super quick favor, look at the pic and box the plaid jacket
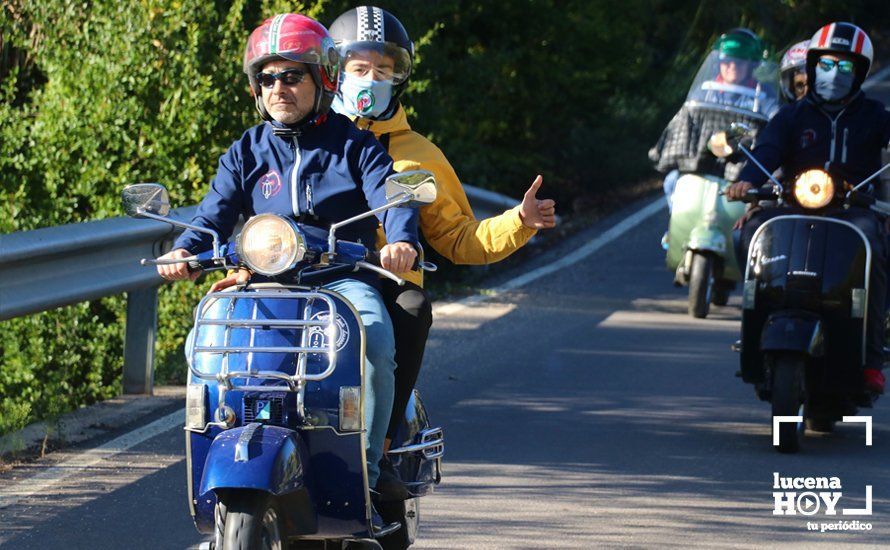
[649,103,766,181]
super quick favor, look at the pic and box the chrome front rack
[189,287,340,420]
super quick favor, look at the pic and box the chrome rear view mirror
[122,183,171,217]
[385,170,438,207]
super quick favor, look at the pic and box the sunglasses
[255,69,307,89]
[817,57,855,75]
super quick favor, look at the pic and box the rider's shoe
[863,368,885,395]
[374,457,411,502]
[661,231,669,251]
[369,497,401,538]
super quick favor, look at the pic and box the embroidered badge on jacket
[259,170,282,199]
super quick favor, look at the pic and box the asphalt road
[1,198,888,549]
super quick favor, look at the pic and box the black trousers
[739,206,887,370]
[381,279,433,440]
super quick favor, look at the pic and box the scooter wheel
[219,491,284,550]
[770,353,805,453]
[688,253,712,318]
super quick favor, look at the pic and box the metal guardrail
[0,187,517,394]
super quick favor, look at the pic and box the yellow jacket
[352,105,537,286]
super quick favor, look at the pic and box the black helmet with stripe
[329,6,414,114]
[806,22,873,99]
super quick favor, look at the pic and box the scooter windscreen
[684,51,780,120]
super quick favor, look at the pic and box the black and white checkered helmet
[329,6,414,102]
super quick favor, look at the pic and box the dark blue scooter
[122,172,444,550]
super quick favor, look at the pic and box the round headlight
[237,214,306,275]
[793,169,835,209]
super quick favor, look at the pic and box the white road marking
[0,409,184,510]
[433,197,665,317]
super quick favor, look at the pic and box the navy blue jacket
[739,91,890,189]
[174,113,418,278]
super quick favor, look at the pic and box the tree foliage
[1,0,888,435]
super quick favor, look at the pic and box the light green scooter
[666,173,746,318]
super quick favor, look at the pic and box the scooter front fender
[198,423,309,497]
[688,226,726,255]
[760,311,825,358]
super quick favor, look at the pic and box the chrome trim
[234,422,261,462]
[185,429,196,517]
[747,215,872,362]
[136,209,222,259]
[852,288,867,319]
[327,194,411,255]
[189,290,339,386]
[355,260,406,286]
[387,427,445,460]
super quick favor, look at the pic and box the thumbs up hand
[519,175,557,229]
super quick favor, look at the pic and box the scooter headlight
[236,214,306,276]
[793,169,834,209]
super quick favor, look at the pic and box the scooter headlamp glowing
[793,169,835,209]
[237,214,307,276]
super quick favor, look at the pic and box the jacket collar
[350,104,411,137]
[268,114,329,140]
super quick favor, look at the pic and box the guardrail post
[123,287,159,394]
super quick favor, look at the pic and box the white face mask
[332,73,393,119]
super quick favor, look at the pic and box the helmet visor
[337,40,412,84]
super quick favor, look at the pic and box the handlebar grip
[739,188,777,203]
[847,191,876,209]
[187,260,201,273]
[365,250,420,271]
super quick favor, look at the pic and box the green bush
[1,0,888,435]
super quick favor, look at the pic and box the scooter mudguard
[688,226,726,255]
[759,311,825,357]
[199,424,307,496]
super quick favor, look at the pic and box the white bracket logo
[773,415,872,446]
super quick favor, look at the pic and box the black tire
[711,280,732,306]
[688,253,713,318]
[220,491,283,550]
[770,353,805,453]
[377,498,419,550]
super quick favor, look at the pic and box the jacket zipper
[290,136,301,217]
[306,178,314,216]
[842,127,849,164]
[819,105,848,169]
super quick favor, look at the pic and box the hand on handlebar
[380,242,417,274]
[157,248,200,282]
[725,181,754,202]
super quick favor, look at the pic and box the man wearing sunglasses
[727,22,890,395]
[155,14,419,532]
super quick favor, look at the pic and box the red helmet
[244,14,340,123]
[806,22,873,96]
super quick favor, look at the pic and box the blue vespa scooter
[121,172,444,550]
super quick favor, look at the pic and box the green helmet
[714,28,764,61]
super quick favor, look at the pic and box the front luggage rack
[189,288,340,420]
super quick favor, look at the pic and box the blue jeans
[324,278,396,487]
[663,169,680,213]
